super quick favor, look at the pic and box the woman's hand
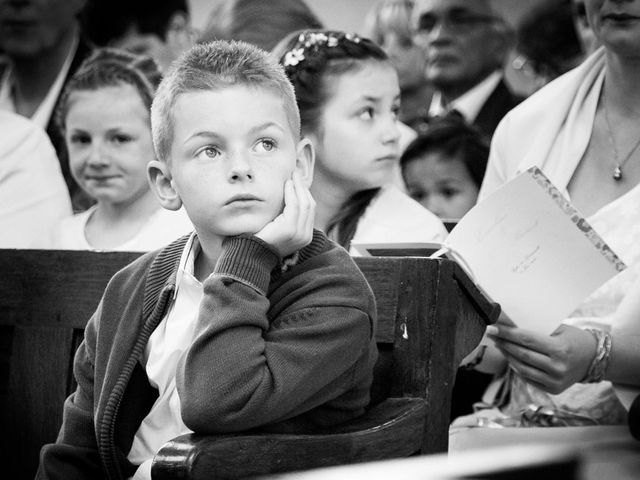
[255,172,315,258]
[486,323,598,394]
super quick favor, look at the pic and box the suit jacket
[45,35,94,212]
[473,79,523,140]
[410,79,523,142]
[37,231,377,479]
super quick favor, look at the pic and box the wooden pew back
[0,249,141,479]
[0,249,494,479]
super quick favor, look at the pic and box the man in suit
[0,0,92,210]
[411,0,521,140]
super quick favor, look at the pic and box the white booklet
[354,167,626,334]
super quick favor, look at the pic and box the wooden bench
[0,249,497,479]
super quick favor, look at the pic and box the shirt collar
[173,232,201,299]
[429,71,502,122]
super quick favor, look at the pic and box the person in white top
[48,48,192,251]
[0,111,72,247]
[273,30,447,252]
[451,0,640,433]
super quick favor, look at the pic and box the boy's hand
[486,323,597,395]
[255,172,316,258]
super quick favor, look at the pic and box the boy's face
[403,151,478,220]
[151,85,312,240]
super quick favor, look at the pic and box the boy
[37,41,378,480]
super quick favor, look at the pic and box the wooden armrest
[151,397,426,480]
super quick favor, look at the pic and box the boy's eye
[254,138,277,153]
[195,146,220,159]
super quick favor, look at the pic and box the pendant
[613,165,623,181]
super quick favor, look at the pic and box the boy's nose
[227,153,254,182]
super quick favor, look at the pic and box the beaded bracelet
[582,328,612,383]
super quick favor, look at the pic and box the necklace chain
[602,94,640,181]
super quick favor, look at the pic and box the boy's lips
[225,194,262,205]
[376,154,398,163]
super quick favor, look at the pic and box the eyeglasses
[414,9,498,36]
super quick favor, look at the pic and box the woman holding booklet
[457,0,640,429]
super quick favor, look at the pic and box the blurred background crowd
[0,0,594,249]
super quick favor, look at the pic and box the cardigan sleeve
[176,235,374,433]
[36,307,104,480]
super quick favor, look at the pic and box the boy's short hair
[400,114,490,187]
[151,40,301,163]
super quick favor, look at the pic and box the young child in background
[38,40,377,480]
[400,115,489,221]
[273,30,447,252]
[48,48,193,251]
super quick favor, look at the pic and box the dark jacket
[37,230,378,479]
[474,79,524,140]
[411,78,523,142]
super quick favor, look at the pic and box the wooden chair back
[0,249,496,479]
[0,249,141,479]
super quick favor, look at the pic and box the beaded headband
[282,31,362,69]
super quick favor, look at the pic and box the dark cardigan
[38,230,378,479]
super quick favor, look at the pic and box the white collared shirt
[0,34,78,129]
[128,232,204,479]
[428,71,502,122]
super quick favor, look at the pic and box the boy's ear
[147,160,183,211]
[294,137,315,187]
